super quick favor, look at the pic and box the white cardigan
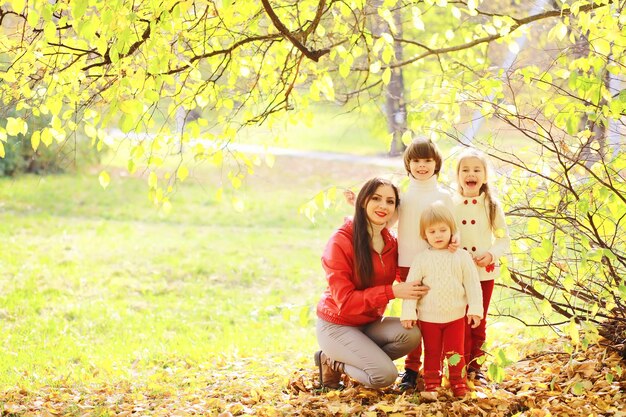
[453,193,510,281]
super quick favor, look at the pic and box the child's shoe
[421,375,441,401]
[451,382,468,398]
[398,369,417,391]
[398,369,424,391]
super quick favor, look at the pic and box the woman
[314,177,429,389]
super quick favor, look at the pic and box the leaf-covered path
[2,337,624,416]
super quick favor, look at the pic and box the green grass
[0,160,350,389]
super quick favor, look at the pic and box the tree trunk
[565,5,608,165]
[369,1,407,156]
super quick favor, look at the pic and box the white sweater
[397,176,454,267]
[453,193,510,281]
[401,248,483,324]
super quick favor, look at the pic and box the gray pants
[316,317,421,388]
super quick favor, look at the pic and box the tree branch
[260,0,330,62]
[389,1,615,69]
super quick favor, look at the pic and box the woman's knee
[398,326,421,350]
[367,362,400,388]
[410,326,422,346]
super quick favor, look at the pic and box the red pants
[465,280,494,369]
[400,266,423,372]
[419,317,466,387]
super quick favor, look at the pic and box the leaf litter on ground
[1,337,624,416]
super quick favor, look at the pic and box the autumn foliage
[0,337,622,416]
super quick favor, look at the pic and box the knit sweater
[397,176,454,267]
[401,248,483,324]
[453,193,510,281]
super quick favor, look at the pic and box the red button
[464,200,468,205]
[462,220,467,225]
[472,199,477,204]
[471,246,476,251]
[471,220,476,224]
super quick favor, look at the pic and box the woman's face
[364,185,397,226]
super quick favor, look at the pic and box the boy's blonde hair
[419,201,457,241]
[403,138,443,176]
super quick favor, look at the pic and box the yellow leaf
[6,117,27,136]
[119,99,143,115]
[99,171,110,189]
[566,319,580,345]
[148,172,159,189]
[10,0,25,14]
[84,124,97,138]
[0,142,4,158]
[231,176,242,189]
[41,128,53,146]
[177,166,189,181]
[31,130,41,151]
[382,67,391,85]
[27,8,39,27]
[594,38,611,57]
[2,69,16,82]
[540,299,552,316]
[375,403,396,412]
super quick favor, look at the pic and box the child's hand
[474,252,493,267]
[343,189,356,206]
[467,315,481,328]
[401,320,416,329]
[447,235,460,252]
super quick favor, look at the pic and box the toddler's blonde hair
[419,201,457,242]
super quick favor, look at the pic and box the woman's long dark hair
[352,178,399,289]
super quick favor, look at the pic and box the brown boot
[314,351,344,389]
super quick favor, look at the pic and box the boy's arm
[343,189,356,206]
[400,261,420,321]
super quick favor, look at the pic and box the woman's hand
[467,315,481,328]
[474,252,493,267]
[393,281,429,300]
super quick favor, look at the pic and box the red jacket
[316,219,399,326]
